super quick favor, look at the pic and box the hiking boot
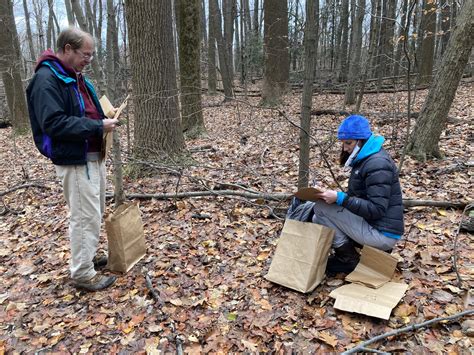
[326,242,361,275]
[73,274,116,291]
[93,255,108,269]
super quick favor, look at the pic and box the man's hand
[314,189,337,204]
[103,118,119,132]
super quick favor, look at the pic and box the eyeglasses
[74,49,94,61]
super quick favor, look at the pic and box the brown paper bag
[105,202,146,272]
[265,219,334,293]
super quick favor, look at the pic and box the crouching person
[312,115,404,274]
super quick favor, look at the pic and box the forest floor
[0,83,473,353]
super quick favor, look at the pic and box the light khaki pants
[55,159,106,281]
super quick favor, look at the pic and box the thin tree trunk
[344,0,366,105]
[298,0,319,189]
[210,0,234,101]
[338,0,349,82]
[22,0,36,63]
[223,0,235,78]
[46,0,54,50]
[32,0,46,52]
[393,0,409,78]
[208,0,217,94]
[64,0,75,25]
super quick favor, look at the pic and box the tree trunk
[408,0,473,160]
[234,9,240,74]
[344,0,365,105]
[298,0,319,189]
[210,0,234,101]
[418,0,437,85]
[393,0,408,78]
[177,0,205,137]
[369,0,381,78]
[338,0,349,82]
[46,0,54,50]
[22,0,36,64]
[32,0,46,52]
[64,0,75,25]
[207,0,217,94]
[223,0,235,78]
[125,0,185,163]
[0,0,30,134]
[105,0,125,207]
[261,0,289,106]
[71,0,106,94]
[439,0,451,56]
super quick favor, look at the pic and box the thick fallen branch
[106,190,468,209]
[342,309,474,354]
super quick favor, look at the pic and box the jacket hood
[352,134,385,165]
[35,49,77,82]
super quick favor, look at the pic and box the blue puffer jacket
[26,55,104,165]
[336,135,404,238]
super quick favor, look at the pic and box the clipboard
[293,187,324,202]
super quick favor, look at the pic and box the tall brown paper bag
[265,219,334,293]
[105,202,146,272]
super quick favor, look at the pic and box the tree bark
[298,0,319,189]
[177,0,205,136]
[418,0,437,85]
[0,0,30,134]
[210,0,234,101]
[408,0,473,160]
[338,0,350,83]
[64,0,75,25]
[223,0,235,78]
[207,0,217,94]
[261,0,289,106]
[344,0,365,105]
[22,0,36,64]
[125,0,185,163]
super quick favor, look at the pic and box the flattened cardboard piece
[329,282,408,320]
[99,95,115,118]
[99,95,129,159]
[345,246,398,288]
[265,219,334,293]
[293,187,324,202]
[105,202,146,273]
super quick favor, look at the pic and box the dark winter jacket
[336,135,404,238]
[26,51,104,165]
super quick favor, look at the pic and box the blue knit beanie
[337,115,372,140]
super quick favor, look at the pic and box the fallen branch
[106,190,468,210]
[342,309,474,354]
[0,182,47,197]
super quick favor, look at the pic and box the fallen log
[106,190,468,209]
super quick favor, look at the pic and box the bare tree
[417,0,437,85]
[64,0,75,25]
[298,0,319,189]
[207,0,217,94]
[408,0,473,160]
[0,0,30,134]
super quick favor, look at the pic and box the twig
[342,309,474,354]
[453,203,473,288]
[145,272,162,304]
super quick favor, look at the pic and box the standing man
[27,27,118,291]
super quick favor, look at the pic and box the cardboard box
[329,246,408,320]
[293,187,324,202]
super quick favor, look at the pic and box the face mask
[344,142,360,169]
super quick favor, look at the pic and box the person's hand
[314,189,337,204]
[103,118,119,132]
